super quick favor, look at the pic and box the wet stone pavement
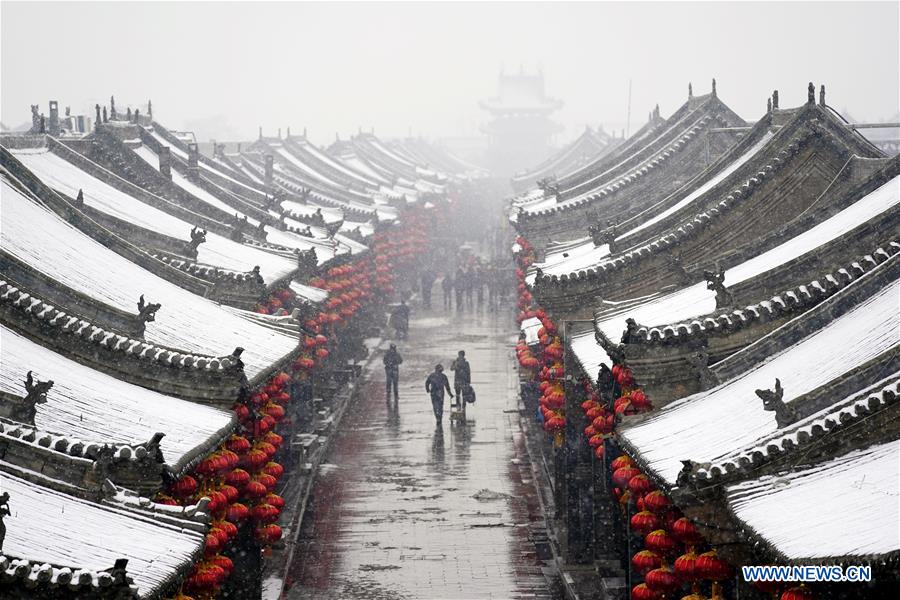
[285,303,562,599]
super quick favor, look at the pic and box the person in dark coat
[425,364,453,425]
[450,350,471,407]
[383,343,403,401]
[464,267,475,309]
[441,274,453,310]
[390,299,410,339]
[420,269,436,309]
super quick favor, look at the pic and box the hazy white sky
[2,1,898,145]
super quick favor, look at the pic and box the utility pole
[625,79,633,138]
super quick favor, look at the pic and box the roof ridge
[519,112,728,218]
[534,126,822,287]
[0,553,138,596]
[0,278,240,374]
[692,375,900,484]
[633,242,900,345]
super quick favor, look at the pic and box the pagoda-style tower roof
[480,72,563,116]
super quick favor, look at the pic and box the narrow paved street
[285,300,560,599]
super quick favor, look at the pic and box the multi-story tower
[480,70,563,177]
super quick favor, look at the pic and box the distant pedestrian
[454,267,465,312]
[474,266,485,307]
[421,269,436,309]
[390,299,410,340]
[450,350,471,407]
[441,274,454,310]
[464,266,475,309]
[383,343,403,400]
[425,364,453,425]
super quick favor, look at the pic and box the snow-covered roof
[570,327,610,381]
[289,280,329,304]
[514,104,716,216]
[1,469,204,598]
[1,174,298,380]
[299,138,380,188]
[276,146,341,188]
[340,219,375,238]
[11,147,295,282]
[0,326,234,472]
[593,174,900,345]
[619,279,900,486]
[280,199,344,224]
[726,440,900,562]
[694,374,900,484]
[133,144,262,226]
[617,130,774,241]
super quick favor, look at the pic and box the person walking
[425,364,453,425]
[441,274,454,310]
[390,299,410,340]
[383,343,403,401]
[450,350,471,408]
[464,266,475,309]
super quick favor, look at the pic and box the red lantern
[630,511,660,535]
[593,445,605,459]
[254,473,278,491]
[610,455,635,471]
[225,468,250,488]
[224,435,251,454]
[264,403,286,420]
[645,566,679,594]
[209,554,234,576]
[672,517,704,547]
[203,531,223,556]
[696,550,732,581]
[630,389,651,410]
[263,432,284,449]
[255,523,283,544]
[225,502,250,522]
[211,520,236,542]
[632,549,661,574]
[172,475,198,499]
[264,492,285,509]
[184,564,225,593]
[206,490,227,513]
[643,490,671,513]
[220,485,239,502]
[628,474,654,495]
[674,550,699,582]
[631,583,660,600]
[243,448,269,470]
[612,466,641,489]
[219,450,239,469]
[194,456,218,477]
[233,403,251,422]
[263,461,284,480]
[251,502,281,524]
[645,529,678,556]
[244,480,268,500]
